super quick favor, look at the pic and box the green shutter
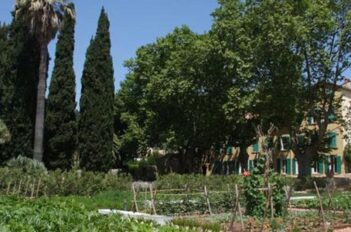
[336,156,342,174]
[249,160,254,171]
[293,159,297,175]
[297,134,305,146]
[318,160,325,174]
[287,159,292,175]
[266,137,273,149]
[328,132,337,149]
[253,143,259,153]
[226,146,233,155]
[328,114,336,122]
[277,159,281,173]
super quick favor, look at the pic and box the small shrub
[171,218,222,232]
[6,156,47,173]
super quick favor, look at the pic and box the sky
[0,0,218,102]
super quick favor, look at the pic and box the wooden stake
[269,183,274,220]
[30,181,36,199]
[132,184,139,212]
[204,185,212,215]
[17,179,23,195]
[236,184,244,231]
[24,177,30,197]
[12,182,17,195]
[36,178,42,197]
[6,181,11,195]
[150,184,157,215]
[314,181,327,231]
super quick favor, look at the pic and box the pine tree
[0,14,40,163]
[45,4,77,170]
[79,8,115,172]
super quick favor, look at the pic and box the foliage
[344,144,351,172]
[171,218,222,232]
[0,11,40,163]
[79,8,115,172]
[0,119,10,144]
[45,3,77,170]
[0,197,194,232]
[243,156,287,218]
[15,0,74,162]
[0,168,132,196]
[115,26,232,172]
[6,156,47,173]
[156,173,243,191]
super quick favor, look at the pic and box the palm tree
[15,0,74,161]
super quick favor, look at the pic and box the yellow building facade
[246,81,351,176]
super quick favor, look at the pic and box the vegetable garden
[2,163,351,231]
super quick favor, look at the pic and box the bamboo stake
[132,184,139,212]
[150,184,157,215]
[269,183,274,220]
[314,181,327,231]
[36,178,42,197]
[236,184,244,231]
[17,179,23,195]
[30,181,36,199]
[12,182,17,195]
[6,181,11,195]
[204,185,212,215]
[24,177,30,197]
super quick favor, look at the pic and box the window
[280,135,291,151]
[327,132,337,149]
[252,142,259,153]
[307,116,315,125]
[266,137,273,149]
[297,134,305,146]
[328,109,337,122]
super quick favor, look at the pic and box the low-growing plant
[6,156,47,173]
[0,197,195,232]
[0,168,132,197]
[156,173,243,191]
[171,218,222,232]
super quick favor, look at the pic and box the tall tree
[44,3,76,170]
[291,0,351,176]
[15,0,73,162]
[0,13,40,163]
[79,8,115,172]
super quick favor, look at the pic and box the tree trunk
[297,151,313,178]
[33,44,48,162]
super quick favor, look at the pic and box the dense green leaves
[45,3,77,170]
[0,14,40,163]
[79,8,115,172]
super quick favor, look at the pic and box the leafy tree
[116,27,233,172]
[290,0,351,176]
[44,3,76,170]
[213,0,351,176]
[79,8,115,172]
[15,0,74,162]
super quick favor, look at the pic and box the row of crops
[0,197,200,232]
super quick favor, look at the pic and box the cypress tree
[79,8,115,172]
[0,23,9,116]
[44,4,77,170]
[0,14,40,163]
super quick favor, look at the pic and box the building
[247,80,351,176]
